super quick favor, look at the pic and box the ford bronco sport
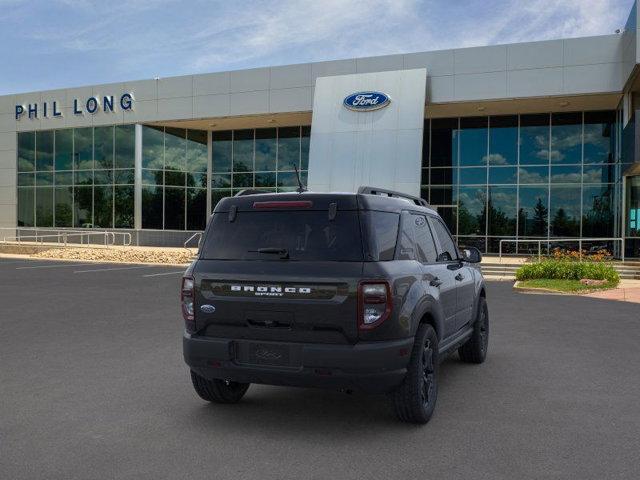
[182,186,488,423]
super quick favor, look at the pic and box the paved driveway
[0,258,639,480]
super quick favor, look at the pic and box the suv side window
[429,217,458,262]
[412,214,438,263]
[396,212,417,260]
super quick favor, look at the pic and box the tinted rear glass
[362,211,399,261]
[201,211,364,261]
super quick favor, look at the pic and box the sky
[0,0,636,95]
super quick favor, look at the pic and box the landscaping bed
[29,246,196,265]
[514,278,618,293]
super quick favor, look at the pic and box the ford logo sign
[343,91,390,111]
[200,304,216,314]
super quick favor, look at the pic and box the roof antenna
[294,165,307,193]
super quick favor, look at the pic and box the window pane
[54,129,73,171]
[54,187,73,227]
[430,168,454,185]
[114,169,134,185]
[115,124,135,169]
[187,171,207,188]
[35,130,54,171]
[550,165,581,183]
[75,169,93,186]
[429,217,458,261]
[429,186,455,205]
[165,127,186,171]
[74,127,93,170]
[255,128,276,171]
[74,186,92,227]
[233,129,253,172]
[18,173,34,187]
[459,167,486,185]
[364,211,399,261]
[233,172,253,188]
[94,169,113,185]
[17,187,34,226]
[187,188,207,231]
[255,172,276,187]
[94,126,114,169]
[165,170,185,187]
[458,187,486,235]
[212,131,232,172]
[488,186,517,236]
[584,111,615,164]
[519,166,548,184]
[186,129,208,173]
[488,115,517,165]
[114,186,134,228]
[212,174,231,188]
[488,166,517,184]
[550,185,580,237]
[551,113,581,165]
[18,132,35,172]
[518,186,548,236]
[35,187,54,227]
[277,126,300,171]
[164,187,185,230]
[413,215,438,263]
[583,164,615,184]
[35,172,53,186]
[436,206,457,234]
[93,186,113,228]
[142,126,164,169]
[519,114,549,165]
[430,118,457,167]
[301,126,310,170]
[142,186,163,229]
[582,184,614,237]
[459,117,487,166]
[142,169,163,186]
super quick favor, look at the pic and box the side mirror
[461,246,482,263]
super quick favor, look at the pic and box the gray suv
[182,186,488,423]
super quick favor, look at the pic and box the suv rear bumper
[183,333,414,394]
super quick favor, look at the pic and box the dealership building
[2,5,640,256]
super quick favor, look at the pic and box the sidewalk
[582,280,640,304]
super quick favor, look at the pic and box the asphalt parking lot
[1,258,639,480]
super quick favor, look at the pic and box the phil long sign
[15,93,134,120]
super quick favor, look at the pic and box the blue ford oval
[343,91,391,111]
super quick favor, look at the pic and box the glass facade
[141,126,208,230]
[17,126,135,228]
[210,126,310,208]
[422,111,620,253]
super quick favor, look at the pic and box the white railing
[183,232,202,249]
[0,228,132,248]
[498,238,625,262]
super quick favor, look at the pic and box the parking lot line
[74,265,159,273]
[142,271,185,277]
[16,263,94,270]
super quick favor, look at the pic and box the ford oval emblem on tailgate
[200,304,216,314]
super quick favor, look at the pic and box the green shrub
[515,259,619,285]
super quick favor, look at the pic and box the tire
[458,296,489,364]
[391,324,439,424]
[190,370,250,404]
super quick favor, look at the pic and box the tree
[532,198,548,236]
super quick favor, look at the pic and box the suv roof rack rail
[234,189,271,197]
[357,186,430,208]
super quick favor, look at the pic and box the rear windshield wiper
[249,247,290,259]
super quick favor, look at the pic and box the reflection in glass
[165,128,186,171]
[301,126,310,170]
[212,131,232,172]
[278,127,300,171]
[584,165,614,184]
[518,186,548,236]
[36,130,54,171]
[519,166,548,184]
[430,168,454,185]
[74,128,93,170]
[458,187,486,236]
[164,187,185,230]
[582,184,614,237]
[550,186,580,237]
[114,186,134,228]
[488,167,517,184]
[488,186,517,236]
[55,129,73,171]
[551,113,581,164]
[18,173,34,187]
[142,126,164,169]
[115,125,135,169]
[459,117,487,167]
[74,186,92,227]
[35,172,53,186]
[18,132,35,172]
[550,165,581,183]
[142,186,163,229]
[459,167,486,185]
[233,130,253,172]
[255,172,276,187]
[255,128,276,171]
[584,111,615,164]
[142,169,163,186]
[429,186,456,205]
[488,116,517,166]
[519,114,549,165]
[94,185,113,228]
[187,188,207,230]
[94,126,114,169]
[17,188,34,226]
[35,187,54,227]
[52,186,73,226]
[186,130,207,173]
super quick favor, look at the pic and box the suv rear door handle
[455,273,464,281]
[429,277,442,287]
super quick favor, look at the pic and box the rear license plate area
[235,342,296,367]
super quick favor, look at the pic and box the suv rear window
[201,211,364,261]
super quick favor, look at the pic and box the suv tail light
[358,281,392,330]
[181,276,195,330]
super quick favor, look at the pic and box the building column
[134,124,142,234]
